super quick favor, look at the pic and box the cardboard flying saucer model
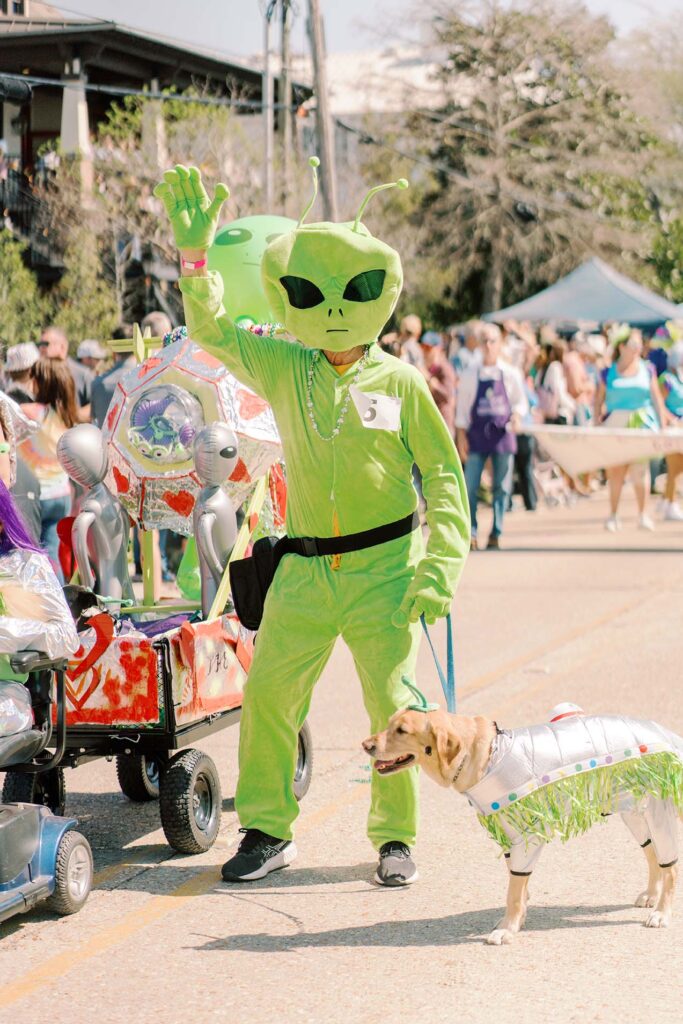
[102,336,282,533]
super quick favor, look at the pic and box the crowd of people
[0,311,173,583]
[381,315,683,548]
[1,310,682,581]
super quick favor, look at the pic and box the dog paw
[644,911,670,929]
[486,928,515,945]
[635,890,659,908]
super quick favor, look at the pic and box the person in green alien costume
[154,159,470,886]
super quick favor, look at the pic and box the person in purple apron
[455,323,528,549]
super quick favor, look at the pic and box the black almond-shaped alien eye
[342,269,386,302]
[215,228,253,246]
[220,446,237,459]
[280,275,325,309]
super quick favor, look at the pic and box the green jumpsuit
[180,272,470,847]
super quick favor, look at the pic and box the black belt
[277,510,420,559]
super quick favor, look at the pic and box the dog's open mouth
[373,754,416,775]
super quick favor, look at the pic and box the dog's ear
[433,723,461,781]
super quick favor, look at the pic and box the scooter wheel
[47,830,93,915]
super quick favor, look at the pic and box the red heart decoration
[138,357,162,378]
[112,465,130,493]
[194,349,222,369]
[107,402,119,431]
[229,458,251,484]
[163,490,195,517]
[68,613,116,683]
[237,390,269,420]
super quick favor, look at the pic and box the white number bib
[350,387,402,431]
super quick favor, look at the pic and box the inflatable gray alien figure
[57,423,135,614]
[192,423,239,618]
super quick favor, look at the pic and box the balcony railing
[0,169,61,269]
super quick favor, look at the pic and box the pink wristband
[181,256,207,270]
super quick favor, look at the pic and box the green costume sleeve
[178,271,293,401]
[393,374,470,626]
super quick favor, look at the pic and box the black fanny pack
[229,511,419,631]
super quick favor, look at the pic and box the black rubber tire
[2,767,66,815]
[46,830,93,916]
[116,753,162,802]
[159,748,221,854]
[293,720,313,802]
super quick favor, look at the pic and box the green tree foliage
[651,220,683,303]
[0,230,47,347]
[38,87,308,326]
[49,229,119,345]
[363,0,673,321]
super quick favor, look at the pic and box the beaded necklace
[305,347,370,441]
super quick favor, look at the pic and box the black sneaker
[221,828,297,882]
[374,841,418,887]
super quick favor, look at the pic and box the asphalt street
[1,490,682,1024]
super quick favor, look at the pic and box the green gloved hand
[153,164,229,251]
[391,574,452,628]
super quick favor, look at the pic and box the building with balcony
[0,1,309,296]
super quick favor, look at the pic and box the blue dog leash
[420,612,455,713]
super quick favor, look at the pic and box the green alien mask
[261,161,408,352]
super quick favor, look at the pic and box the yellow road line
[92,850,162,888]
[0,585,661,1007]
[0,781,368,1008]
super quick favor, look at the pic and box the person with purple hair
[0,480,78,685]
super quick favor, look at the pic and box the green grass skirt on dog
[478,751,683,851]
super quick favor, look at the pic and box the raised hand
[153,164,229,252]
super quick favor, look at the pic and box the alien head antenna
[298,156,320,227]
[353,177,409,233]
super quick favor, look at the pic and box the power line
[2,73,301,111]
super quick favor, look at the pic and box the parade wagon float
[2,325,312,856]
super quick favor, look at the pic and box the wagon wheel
[159,749,221,854]
[2,767,66,816]
[293,720,313,801]
[116,753,163,802]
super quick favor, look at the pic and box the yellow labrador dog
[363,708,682,945]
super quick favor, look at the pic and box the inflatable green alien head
[262,159,408,352]
[209,214,297,326]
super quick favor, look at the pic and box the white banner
[525,425,683,476]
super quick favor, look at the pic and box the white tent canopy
[485,258,681,328]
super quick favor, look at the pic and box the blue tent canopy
[485,258,681,329]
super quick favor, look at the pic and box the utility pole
[263,0,277,210]
[280,0,293,216]
[307,0,338,221]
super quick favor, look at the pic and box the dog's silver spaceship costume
[465,715,683,874]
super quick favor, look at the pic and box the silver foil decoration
[0,681,34,736]
[0,389,38,486]
[101,335,282,534]
[0,549,79,659]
